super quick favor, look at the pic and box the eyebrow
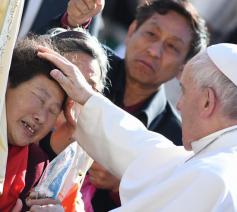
[36,87,62,109]
[36,87,51,99]
[149,21,186,45]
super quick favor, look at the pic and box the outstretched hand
[67,0,105,27]
[50,99,80,154]
[37,46,95,105]
[89,162,120,192]
[26,191,63,212]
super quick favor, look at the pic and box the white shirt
[74,94,237,212]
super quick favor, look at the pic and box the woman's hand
[26,191,64,212]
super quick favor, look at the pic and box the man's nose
[147,41,163,58]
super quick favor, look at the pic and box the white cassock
[74,94,237,212]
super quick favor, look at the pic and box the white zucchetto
[207,43,237,86]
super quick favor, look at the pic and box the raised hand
[67,0,105,27]
[50,99,79,154]
[89,161,120,192]
[26,191,63,212]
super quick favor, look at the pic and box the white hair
[187,50,237,119]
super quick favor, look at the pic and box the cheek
[6,100,27,122]
[46,115,58,128]
[127,37,141,52]
[40,118,56,136]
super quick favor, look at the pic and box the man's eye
[145,31,155,37]
[167,43,179,53]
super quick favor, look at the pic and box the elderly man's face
[125,11,192,89]
[176,66,204,150]
[6,75,65,146]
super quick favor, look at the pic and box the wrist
[76,86,95,105]
[67,15,91,28]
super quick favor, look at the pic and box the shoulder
[28,143,49,163]
[151,102,182,146]
[103,46,124,73]
[185,156,236,190]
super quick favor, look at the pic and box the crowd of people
[1,0,237,211]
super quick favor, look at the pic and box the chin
[12,137,32,147]
[16,141,29,147]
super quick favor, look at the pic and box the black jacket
[21,0,68,35]
[104,53,182,146]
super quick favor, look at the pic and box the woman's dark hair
[135,0,209,60]
[9,36,58,88]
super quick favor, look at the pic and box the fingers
[38,50,75,77]
[96,0,105,8]
[50,69,69,85]
[77,0,95,14]
[37,46,76,83]
[88,161,120,190]
[89,163,110,181]
[28,191,48,199]
[49,69,72,96]
[90,161,106,171]
[89,170,120,191]
[64,98,74,115]
[30,204,64,212]
[12,199,23,212]
[37,45,57,54]
[67,0,83,18]
[64,98,78,128]
[86,0,97,10]
[67,0,104,26]
[74,0,97,14]
[26,198,60,207]
[38,46,94,105]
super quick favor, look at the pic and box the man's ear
[125,21,138,46]
[200,87,216,118]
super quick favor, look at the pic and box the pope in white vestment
[39,43,237,211]
[73,94,237,212]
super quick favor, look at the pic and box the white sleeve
[74,94,175,178]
